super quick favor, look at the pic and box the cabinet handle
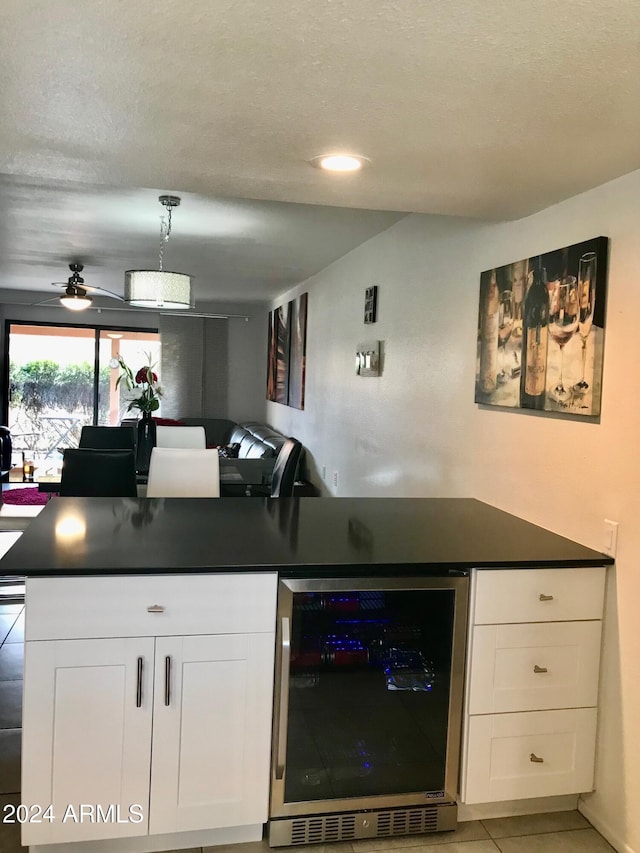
[530,753,544,763]
[147,604,165,613]
[538,594,553,601]
[136,656,143,708]
[165,655,171,706]
[533,665,548,673]
[275,616,291,781]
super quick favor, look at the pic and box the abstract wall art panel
[267,292,308,409]
[288,292,308,410]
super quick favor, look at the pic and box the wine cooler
[269,574,469,846]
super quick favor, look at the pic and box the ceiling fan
[51,262,123,311]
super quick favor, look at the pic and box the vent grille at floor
[378,807,439,836]
[287,806,442,844]
[290,814,357,844]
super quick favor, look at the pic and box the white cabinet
[22,637,154,844]
[22,573,277,847]
[149,632,274,835]
[461,567,606,805]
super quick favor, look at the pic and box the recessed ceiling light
[107,333,123,339]
[310,154,370,173]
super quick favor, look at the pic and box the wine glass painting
[573,252,597,395]
[474,236,609,417]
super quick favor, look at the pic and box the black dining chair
[59,448,138,497]
[0,426,12,476]
[269,438,303,498]
[79,425,136,451]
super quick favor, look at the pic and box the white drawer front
[474,567,605,625]
[468,620,602,714]
[25,573,277,640]
[463,708,597,804]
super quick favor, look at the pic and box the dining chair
[79,425,136,450]
[146,447,220,497]
[156,425,206,449]
[269,438,303,497]
[0,425,12,475]
[59,449,138,497]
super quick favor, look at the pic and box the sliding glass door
[6,322,159,475]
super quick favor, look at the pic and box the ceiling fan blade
[85,284,124,301]
[31,296,64,307]
[50,281,124,301]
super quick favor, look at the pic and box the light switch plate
[603,519,618,557]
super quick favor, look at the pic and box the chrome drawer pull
[538,594,554,601]
[530,753,544,763]
[533,665,548,673]
[147,604,165,613]
[136,656,143,708]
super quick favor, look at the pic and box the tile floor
[0,600,617,853]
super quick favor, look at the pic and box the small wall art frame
[364,286,378,323]
[474,236,609,417]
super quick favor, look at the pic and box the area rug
[2,487,50,506]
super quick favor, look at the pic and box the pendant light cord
[158,204,173,272]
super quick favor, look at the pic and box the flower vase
[136,412,156,474]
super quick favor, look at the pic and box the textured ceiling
[0,176,404,302]
[1,0,639,303]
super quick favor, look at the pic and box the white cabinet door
[22,638,154,845]
[149,632,275,835]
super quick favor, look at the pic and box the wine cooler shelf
[290,591,443,691]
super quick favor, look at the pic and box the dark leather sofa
[180,419,289,459]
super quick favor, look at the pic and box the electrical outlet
[603,519,619,557]
[332,470,339,489]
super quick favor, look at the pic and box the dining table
[36,456,276,497]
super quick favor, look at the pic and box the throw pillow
[152,417,186,426]
[218,443,240,458]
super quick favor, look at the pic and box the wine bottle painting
[474,236,609,417]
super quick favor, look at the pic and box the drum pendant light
[124,195,193,310]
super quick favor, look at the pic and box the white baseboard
[458,794,578,822]
[579,797,635,853]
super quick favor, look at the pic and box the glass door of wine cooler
[270,575,469,819]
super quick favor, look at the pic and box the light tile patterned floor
[0,601,618,853]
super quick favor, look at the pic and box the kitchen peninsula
[0,497,612,853]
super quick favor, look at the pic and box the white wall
[267,168,640,853]
[226,303,269,422]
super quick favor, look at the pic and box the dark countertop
[0,497,612,578]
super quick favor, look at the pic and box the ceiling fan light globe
[60,293,92,311]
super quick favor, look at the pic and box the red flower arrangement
[116,353,163,414]
[135,367,158,386]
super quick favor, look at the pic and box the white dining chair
[146,448,220,497]
[156,425,206,449]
